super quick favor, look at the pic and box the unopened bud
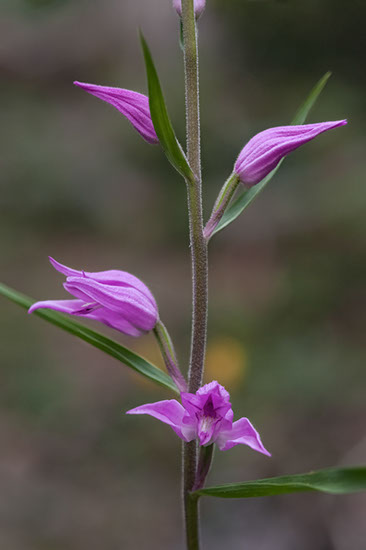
[234,121,347,187]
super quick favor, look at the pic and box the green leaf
[0,282,178,393]
[192,466,366,499]
[140,31,193,182]
[213,72,332,236]
[292,71,332,125]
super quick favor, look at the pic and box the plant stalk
[181,0,208,549]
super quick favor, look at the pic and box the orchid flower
[29,257,159,337]
[173,0,206,19]
[74,82,158,144]
[127,380,270,455]
[234,120,347,187]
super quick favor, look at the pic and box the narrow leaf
[192,466,366,499]
[292,71,332,125]
[213,72,332,235]
[0,282,178,393]
[140,31,193,182]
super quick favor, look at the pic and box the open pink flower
[74,81,158,144]
[29,257,159,337]
[234,120,347,187]
[173,0,206,19]
[127,380,270,454]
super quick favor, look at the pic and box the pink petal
[217,417,271,456]
[196,380,231,402]
[126,400,196,442]
[49,257,157,308]
[86,309,143,337]
[28,299,85,315]
[28,298,143,337]
[64,277,158,331]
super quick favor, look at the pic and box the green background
[1,0,365,548]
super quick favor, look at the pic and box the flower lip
[234,120,347,187]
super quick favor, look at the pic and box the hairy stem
[181,1,208,549]
[182,0,207,397]
[183,441,200,549]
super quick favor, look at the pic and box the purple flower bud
[127,380,270,455]
[74,82,159,145]
[173,0,206,19]
[234,120,347,187]
[29,257,159,337]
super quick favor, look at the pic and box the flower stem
[203,173,241,241]
[153,320,187,392]
[193,444,214,491]
[181,1,208,549]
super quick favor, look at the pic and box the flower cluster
[30,18,347,469]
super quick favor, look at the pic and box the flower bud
[173,0,206,19]
[74,81,158,144]
[234,120,347,187]
[29,257,159,337]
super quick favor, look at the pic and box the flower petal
[74,82,159,144]
[49,257,157,308]
[196,380,231,402]
[64,277,158,331]
[86,308,143,337]
[126,400,196,442]
[28,299,85,315]
[216,417,271,455]
[28,297,144,337]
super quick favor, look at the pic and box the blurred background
[1,0,366,548]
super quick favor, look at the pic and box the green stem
[203,173,240,241]
[183,441,200,550]
[181,1,208,549]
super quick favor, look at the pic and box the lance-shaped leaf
[191,465,366,499]
[213,72,332,236]
[0,282,178,393]
[140,31,194,182]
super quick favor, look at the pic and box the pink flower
[173,0,206,19]
[127,380,270,454]
[29,257,159,337]
[234,120,347,187]
[74,81,158,144]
